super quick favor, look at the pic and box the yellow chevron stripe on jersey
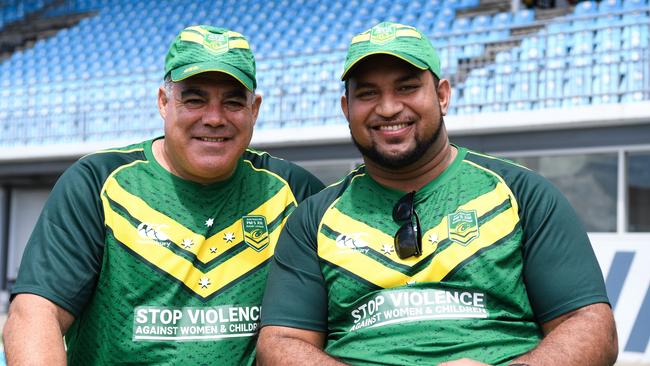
[106,175,294,264]
[196,184,295,262]
[318,232,410,286]
[103,196,287,298]
[319,207,518,288]
[463,159,520,214]
[318,182,517,287]
[104,177,205,256]
[413,207,519,283]
[321,206,394,252]
[319,181,513,268]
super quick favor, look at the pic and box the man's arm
[440,303,617,366]
[509,302,617,366]
[3,293,75,365]
[257,326,345,366]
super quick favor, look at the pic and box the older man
[257,22,617,366]
[3,25,323,365]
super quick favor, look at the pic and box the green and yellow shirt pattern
[12,138,324,366]
[261,146,609,366]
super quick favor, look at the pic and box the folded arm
[257,326,346,366]
[3,293,75,366]
[509,302,618,366]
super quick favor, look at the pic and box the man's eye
[356,91,376,98]
[225,100,245,108]
[184,98,204,105]
[398,85,418,92]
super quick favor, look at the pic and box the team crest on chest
[242,215,270,252]
[448,210,480,246]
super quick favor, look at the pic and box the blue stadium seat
[462,33,485,58]
[570,31,595,69]
[563,65,593,107]
[539,57,565,109]
[593,63,622,104]
[623,0,648,10]
[512,57,539,107]
[512,9,535,25]
[599,0,623,12]
[436,6,457,23]
[595,28,623,63]
[463,67,490,108]
[622,14,650,50]
[620,60,648,96]
[574,1,599,15]
[492,11,512,27]
[520,36,545,61]
[471,14,492,30]
[452,17,471,32]
[460,0,480,9]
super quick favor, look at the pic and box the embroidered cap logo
[203,33,229,54]
[369,23,397,45]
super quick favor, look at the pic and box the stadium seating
[460,0,649,113]
[0,0,55,30]
[0,0,648,146]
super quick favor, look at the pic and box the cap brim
[170,61,255,91]
[340,51,428,80]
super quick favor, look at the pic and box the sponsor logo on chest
[336,233,370,254]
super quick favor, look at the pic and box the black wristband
[509,364,531,366]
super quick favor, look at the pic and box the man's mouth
[374,122,413,131]
[198,137,227,142]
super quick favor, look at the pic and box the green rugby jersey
[261,146,609,365]
[12,138,324,365]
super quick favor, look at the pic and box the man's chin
[366,149,422,170]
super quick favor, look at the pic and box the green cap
[341,21,441,80]
[164,25,256,91]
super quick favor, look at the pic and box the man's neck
[365,141,457,193]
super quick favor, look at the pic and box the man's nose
[202,102,226,127]
[375,94,403,118]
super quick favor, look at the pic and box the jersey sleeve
[286,165,325,204]
[11,158,106,317]
[514,170,610,323]
[261,197,328,332]
[242,149,324,203]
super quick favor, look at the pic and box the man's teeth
[201,137,225,142]
[379,123,409,131]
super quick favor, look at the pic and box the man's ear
[436,79,451,116]
[158,86,168,119]
[251,93,262,126]
[341,94,349,122]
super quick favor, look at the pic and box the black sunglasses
[392,191,422,259]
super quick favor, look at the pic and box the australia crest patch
[447,210,479,246]
[242,215,270,252]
